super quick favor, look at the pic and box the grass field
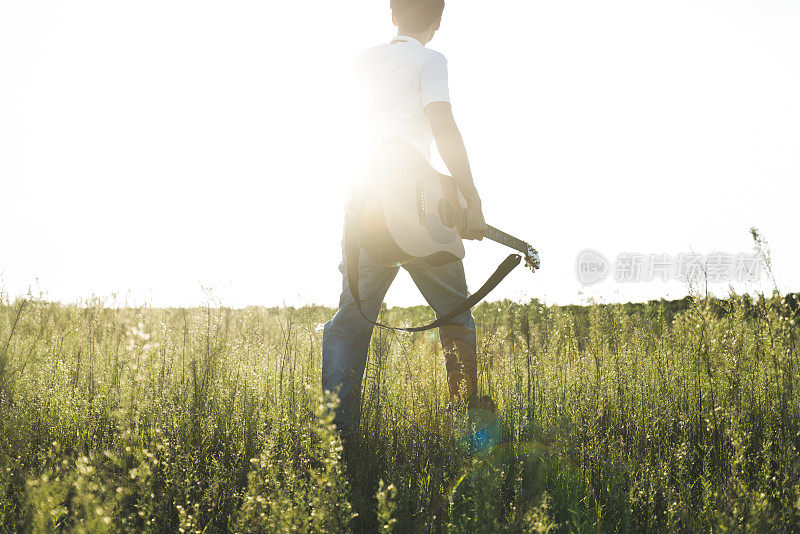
[1,292,798,532]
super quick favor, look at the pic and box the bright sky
[1,1,798,308]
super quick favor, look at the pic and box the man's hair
[390,0,445,33]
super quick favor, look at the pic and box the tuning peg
[525,248,540,272]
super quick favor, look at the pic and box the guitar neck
[484,225,530,255]
[456,212,531,256]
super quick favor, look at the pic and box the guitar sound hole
[438,198,456,228]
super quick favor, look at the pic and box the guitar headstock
[524,246,540,273]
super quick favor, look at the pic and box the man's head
[390,0,444,43]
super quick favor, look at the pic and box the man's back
[356,36,449,161]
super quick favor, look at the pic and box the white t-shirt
[355,35,450,162]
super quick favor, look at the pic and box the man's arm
[424,101,485,240]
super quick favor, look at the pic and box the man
[322,0,488,440]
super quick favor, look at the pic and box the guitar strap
[344,214,521,333]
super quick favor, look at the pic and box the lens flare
[455,407,502,456]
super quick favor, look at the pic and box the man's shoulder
[424,46,447,61]
[421,47,447,67]
[356,42,447,65]
[354,43,391,71]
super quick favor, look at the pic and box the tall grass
[0,293,798,532]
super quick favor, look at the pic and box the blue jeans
[322,236,478,438]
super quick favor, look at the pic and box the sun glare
[0,1,797,307]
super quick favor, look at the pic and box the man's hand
[461,200,486,241]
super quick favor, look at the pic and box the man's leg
[322,249,398,438]
[405,259,478,403]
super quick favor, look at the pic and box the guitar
[355,138,540,272]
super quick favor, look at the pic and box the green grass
[0,293,798,532]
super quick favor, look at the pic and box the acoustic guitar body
[356,138,467,268]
